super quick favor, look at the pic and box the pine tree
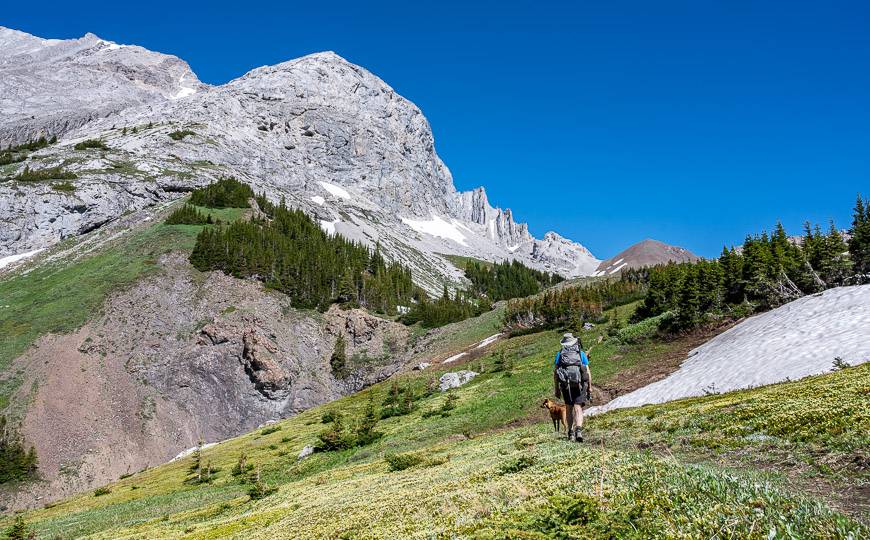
[3,516,35,540]
[330,335,347,376]
[849,193,870,275]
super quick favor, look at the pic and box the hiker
[553,332,592,442]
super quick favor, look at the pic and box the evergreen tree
[849,193,870,275]
[330,335,347,376]
[3,516,35,540]
[0,416,38,484]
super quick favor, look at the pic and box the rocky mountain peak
[0,27,203,146]
[594,238,700,276]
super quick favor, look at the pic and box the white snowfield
[589,284,870,415]
[401,215,469,247]
[318,181,351,200]
[0,248,44,269]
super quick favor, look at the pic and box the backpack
[556,345,584,385]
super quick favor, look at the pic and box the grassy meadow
[2,303,866,538]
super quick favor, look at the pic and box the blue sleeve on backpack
[580,351,589,365]
[554,351,560,367]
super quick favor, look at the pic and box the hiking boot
[567,429,575,442]
[574,428,584,443]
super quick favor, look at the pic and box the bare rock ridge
[0,27,599,280]
[594,238,700,276]
[0,27,203,146]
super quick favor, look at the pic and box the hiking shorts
[560,382,588,406]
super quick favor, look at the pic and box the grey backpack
[557,345,583,384]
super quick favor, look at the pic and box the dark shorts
[560,383,588,406]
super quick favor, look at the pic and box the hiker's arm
[553,370,560,398]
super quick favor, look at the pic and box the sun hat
[560,333,578,347]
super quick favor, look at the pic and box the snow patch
[172,87,197,99]
[401,215,469,247]
[171,443,217,462]
[589,285,870,416]
[443,352,467,364]
[608,262,628,274]
[476,333,502,349]
[311,195,325,206]
[318,181,351,200]
[507,244,520,253]
[0,249,44,270]
[170,72,197,100]
[320,219,339,236]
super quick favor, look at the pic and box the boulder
[439,370,478,392]
[297,445,315,461]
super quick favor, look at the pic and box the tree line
[401,286,491,328]
[189,190,415,314]
[503,278,645,332]
[189,177,254,208]
[465,259,563,301]
[632,194,870,331]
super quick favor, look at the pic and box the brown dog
[541,398,567,432]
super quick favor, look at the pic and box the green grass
[0,201,249,410]
[593,363,870,478]
[0,223,200,409]
[440,253,493,271]
[5,301,865,538]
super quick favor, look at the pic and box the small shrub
[165,204,212,225]
[385,452,424,472]
[74,139,108,151]
[3,515,36,540]
[168,129,196,141]
[831,357,852,371]
[321,411,336,424]
[93,486,112,496]
[498,455,536,475]
[247,466,277,500]
[260,425,282,436]
[51,181,76,193]
[11,165,77,182]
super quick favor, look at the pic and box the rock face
[594,239,700,276]
[439,370,478,391]
[0,27,203,146]
[2,252,409,509]
[0,27,599,282]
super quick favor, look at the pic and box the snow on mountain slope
[0,28,599,285]
[589,285,870,415]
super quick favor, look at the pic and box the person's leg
[573,404,584,442]
[565,405,574,440]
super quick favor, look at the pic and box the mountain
[593,238,699,276]
[0,27,203,147]
[0,27,601,506]
[0,28,599,288]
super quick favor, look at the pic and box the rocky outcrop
[1,252,409,510]
[439,370,478,391]
[241,330,290,399]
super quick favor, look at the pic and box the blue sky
[5,1,868,258]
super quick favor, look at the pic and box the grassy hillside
[5,304,866,538]
[0,203,247,410]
